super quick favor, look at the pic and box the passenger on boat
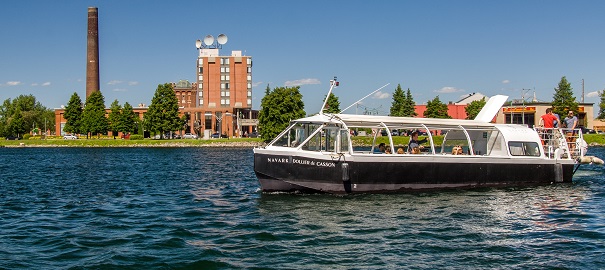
[408,131,427,153]
[539,108,560,144]
[411,147,421,154]
[452,145,464,155]
[564,110,578,151]
[375,143,386,153]
[397,147,404,154]
[385,147,392,154]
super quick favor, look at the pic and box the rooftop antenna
[217,34,228,48]
[339,83,390,114]
[203,35,214,47]
[320,76,339,115]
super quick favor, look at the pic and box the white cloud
[128,81,139,86]
[113,88,128,92]
[7,81,21,86]
[502,80,510,84]
[372,91,390,99]
[108,80,123,85]
[586,91,600,98]
[434,87,463,93]
[42,82,51,86]
[252,81,263,87]
[31,83,38,86]
[284,78,321,87]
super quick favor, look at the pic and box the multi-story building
[192,40,256,138]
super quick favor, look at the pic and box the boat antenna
[339,83,390,114]
[320,77,339,115]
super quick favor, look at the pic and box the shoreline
[2,141,264,148]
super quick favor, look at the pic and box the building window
[247,83,252,89]
[198,75,203,81]
[220,58,224,65]
[199,92,203,97]
[225,67,230,73]
[247,58,251,65]
[198,59,203,65]
[225,75,230,81]
[247,75,252,81]
[221,75,226,81]
[220,67,226,73]
[226,91,230,97]
[224,58,229,65]
[248,91,252,97]
[247,67,252,73]
[225,83,230,89]
[199,100,203,105]
[221,91,225,97]
[247,98,252,105]
[226,99,230,105]
[199,67,203,73]
[221,99,225,105]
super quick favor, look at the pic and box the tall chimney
[86,7,100,98]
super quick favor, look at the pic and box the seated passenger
[385,147,392,154]
[408,131,428,153]
[452,145,464,155]
[411,147,421,154]
[397,147,404,154]
[374,143,386,153]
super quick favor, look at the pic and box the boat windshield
[270,123,322,148]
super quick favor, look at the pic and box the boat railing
[533,127,585,159]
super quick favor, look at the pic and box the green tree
[108,99,122,138]
[81,91,109,138]
[144,83,181,138]
[0,95,55,137]
[551,76,579,117]
[63,92,83,135]
[423,96,451,119]
[7,108,26,137]
[121,102,139,134]
[464,97,487,120]
[598,91,605,119]
[403,88,417,117]
[323,93,341,114]
[258,86,306,141]
[390,84,406,117]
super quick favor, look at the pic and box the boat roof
[293,113,499,129]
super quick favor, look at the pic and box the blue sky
[1,1,604,115]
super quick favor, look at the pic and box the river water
[0,147,603,269]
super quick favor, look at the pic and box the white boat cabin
[267,113,584,160]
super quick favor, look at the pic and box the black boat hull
[254,152,575,194]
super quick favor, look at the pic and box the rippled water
[1,147,604,269]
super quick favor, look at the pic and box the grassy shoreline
[2,134,605,148]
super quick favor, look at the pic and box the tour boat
[253,78,592,194]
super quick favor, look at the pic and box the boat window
[301,126,338,152]
[339,129,349,153]
[272,123,321,148]
[508,141,541,157]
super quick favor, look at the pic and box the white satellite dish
[217,34,228,45]
[195,39,202,49]
[203,35,214,46]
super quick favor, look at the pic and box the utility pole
[582,79,585,103]
[521,88,531,125]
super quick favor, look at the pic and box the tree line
[0,76,592,139]
[62,83,183,139]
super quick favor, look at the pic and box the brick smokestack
[86,7,100,98]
